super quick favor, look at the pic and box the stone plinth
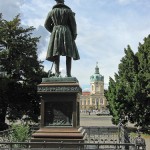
[31,77,86,148]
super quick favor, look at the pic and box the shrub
[9,124,30,148]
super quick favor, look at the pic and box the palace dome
[90,64,104,82]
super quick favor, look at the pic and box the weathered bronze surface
[39,79,81,128]
[36,77,82,128]
[45,0,80,77]
[42,77,79,83]
[38,77,82,93]
[44,101,73,126]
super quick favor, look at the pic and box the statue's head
[55,0,64,3]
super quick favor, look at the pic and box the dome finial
[95,62,99,74]
[96,62,98,66]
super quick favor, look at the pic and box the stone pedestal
[31,77,86,148]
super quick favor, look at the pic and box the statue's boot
[66,56,72,77]
[54,56,60,77]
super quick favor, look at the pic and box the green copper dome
[90,63,104,82]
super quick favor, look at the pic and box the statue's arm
[68,11,77,40]
[44,12,53,33]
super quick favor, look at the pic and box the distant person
[88,110,91,115]
[44,0,80,77]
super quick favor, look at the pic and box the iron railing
[0,141,146,150]
[0,126,146,150]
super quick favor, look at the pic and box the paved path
[80,113,115,127]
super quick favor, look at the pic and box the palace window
[92,99,95,105]
[92,85,94,91]
[96,98,99,105]
[100,98,104,105]
[88,99,90,105]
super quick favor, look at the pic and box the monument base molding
[31,127,86,148]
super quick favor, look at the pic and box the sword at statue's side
[48,62,54,77]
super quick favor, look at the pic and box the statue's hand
[73,34,77,40]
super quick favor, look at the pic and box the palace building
[80,63,108,111]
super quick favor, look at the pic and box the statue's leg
[66,56,72,77]
[54,56,60,77]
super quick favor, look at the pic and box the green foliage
[0,14,47,125]
[107,35,150,129]
[9,124,30,148]
[134,35,150,128]
[0,77,10,130]
[0,14,41,82]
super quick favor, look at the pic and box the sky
[1,0,150,90]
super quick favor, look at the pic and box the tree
[107,46,138,125]
[0,77,9,130]
[118,46,139,124]
[0,14,46,129]
[133,35,150,128]
[107,76,119,124]
[107,38,150,129]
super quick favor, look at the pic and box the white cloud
[38,50,47,61]
[20,0,51,27]
[33,25,49,55]
[0,0,23,20]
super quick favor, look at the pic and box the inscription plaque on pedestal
[44,101,73,126]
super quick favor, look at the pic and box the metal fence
[0,141,146,150]
[0,126,146,150]
[84,126,119,143]
[83,126,146,150]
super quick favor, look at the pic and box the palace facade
[80,64,108,111]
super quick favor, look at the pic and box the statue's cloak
[45,4,80,61]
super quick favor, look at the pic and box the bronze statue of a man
[45,0,80,77]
